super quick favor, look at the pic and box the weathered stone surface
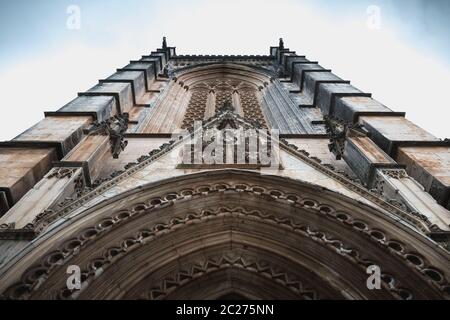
[125,61,156,86]
[57,95,116,121]
[97,137,170,178]
[63,135,110,183]
[261,81,316,134]
[85,82,133,113]
[334,97,393,123]
[287,138,355,176]
[0,167,83,228]
[344,135,395,186]
[13,116,91,156]
[292,63,325,89]
[106,71,146,104]
[150,51,167,69]
[397,146,450,209]
[0,240,28,269]
[0,147,58,210]
[284,55,308,74]
[279,51,296,69]
[300,71,344,106]
[359,116,440,156]
[374,169,450,230]
[316,83,366,116]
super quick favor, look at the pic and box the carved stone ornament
[84,113,129,159]
[382,169,408,180]
[47,168,77,180]
[324,116,366,160]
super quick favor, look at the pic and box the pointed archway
[1,170,449,300]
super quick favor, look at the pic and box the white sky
[0,0,449,140]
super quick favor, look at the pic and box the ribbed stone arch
[1,170,449,300]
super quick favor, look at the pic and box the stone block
[84,82,133,113]
[303,71,344,104]
[334,97,394,123]
[151,51,167,69]
[284,55,308,74]
[316,83,367,116]
[62,135,110,184]
[96,136,170,178]
[397,146,450,209]
[344,135,395,186]
[359,116,440,156]
[0,147,58,211]
[56,96,116,121]
[292,63,324,89]
[0,167,84,228]
[105,71,146,105]
[13,116,91,156]
[286,138,355,175]
[123,61,156,88]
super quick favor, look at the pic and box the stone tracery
[180,73,268,129]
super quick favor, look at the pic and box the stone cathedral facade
[0,38,449,300]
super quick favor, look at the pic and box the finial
[162,36,167,50]
[279,38,284,50]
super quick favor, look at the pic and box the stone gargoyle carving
[84,113,129,159]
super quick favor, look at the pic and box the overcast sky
[0,0,449,140]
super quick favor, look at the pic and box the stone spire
[162,36,168,50]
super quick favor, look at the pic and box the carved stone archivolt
[1,171,449,300]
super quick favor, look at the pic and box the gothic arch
[173,62,275,86]
[175,63,271,129]
[1,170,449,300]
[144,62,312,133]
[173,62,314,133]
